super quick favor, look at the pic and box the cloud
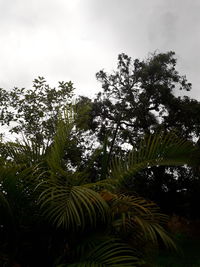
[146,0,200,98]
[0,0,199,100]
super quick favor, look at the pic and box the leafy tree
[94,52,196,145]
[0,78,96,170]
[0,76,74,145]
[92,51,200,216]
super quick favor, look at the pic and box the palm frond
[66,239,143,266]
[0,138,45,166]
[133,216,176,250]
[109,131,197,181]
[106,194,176,250]
[37,181,109,230]
[46,108,74,175]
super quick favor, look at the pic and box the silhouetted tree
[92,51,200,217]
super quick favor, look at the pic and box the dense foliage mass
[92,52,200,216]
[0,51,200,266]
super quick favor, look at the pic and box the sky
[0,0,200,99]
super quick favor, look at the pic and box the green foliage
[66,239,143,266]
[0,77,74,145]
[93,51,200,218]
[46,109,75,173]
[1,111,194,265]
[38,183,109,230]
[0,51,200,266]
[109,131,197,182]
[94,52,193,146]
[36,117,198,265]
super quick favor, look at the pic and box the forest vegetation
[0,51,200,266]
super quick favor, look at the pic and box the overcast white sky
[0,0,200,99]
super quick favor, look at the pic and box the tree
[94,52,196,145]
[0,77,95,170]
[0,77,74,145]
[92,51,200,216]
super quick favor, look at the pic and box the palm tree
[0,110,197,266]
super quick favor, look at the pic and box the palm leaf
[35,108,110,230]
[37,181,109,230]
[66,239,143,266]
[46,108,74,175]
[109,131,197,182]
[0,137,47,165]
[107,194,176,250]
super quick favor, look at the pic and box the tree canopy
[91,51,200,216]
[0,77,74,145]
[93,51,197,147]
